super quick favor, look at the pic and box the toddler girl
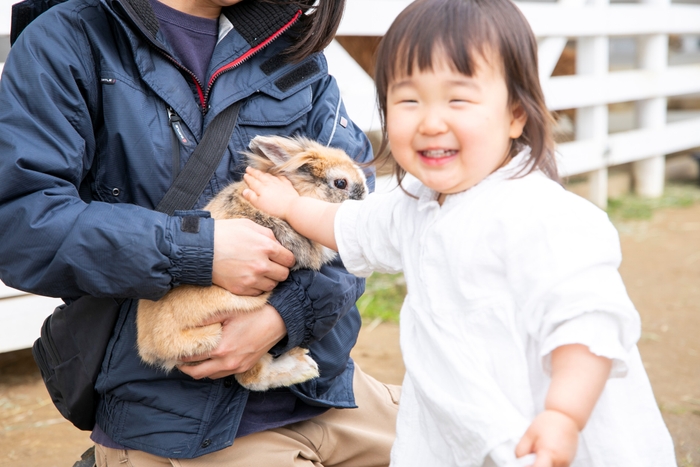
[242,0,676,466]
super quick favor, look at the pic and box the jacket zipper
[167,106,186,180]
[114,0,300,112]
[167,106,188,144]
[110,0,208,109]
[201,10,303,111]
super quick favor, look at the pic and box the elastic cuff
[167,210,214,287]
[268,275,314,354]
[540,310,631,378]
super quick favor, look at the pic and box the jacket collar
[114,0,301,50]
[223,1,301,49]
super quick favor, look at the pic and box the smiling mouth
[419,149,458,159]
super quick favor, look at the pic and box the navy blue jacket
[0,0,374,458]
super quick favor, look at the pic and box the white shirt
[335,150,676,467]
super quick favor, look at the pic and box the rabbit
[136,135,369,391]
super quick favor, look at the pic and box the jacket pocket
[238,86,312,142]
[93,72,170,206]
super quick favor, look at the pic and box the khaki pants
[96,365,399,467]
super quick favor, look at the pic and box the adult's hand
[177,304,287,380]
[212,218,295,296]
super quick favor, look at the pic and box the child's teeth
[423,150,453,158]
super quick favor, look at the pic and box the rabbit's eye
[333,179,348,190]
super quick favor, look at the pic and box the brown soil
[1,202,699,467]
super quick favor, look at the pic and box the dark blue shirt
[150,0,218,86]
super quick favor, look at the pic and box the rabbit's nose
[350,184,367,200]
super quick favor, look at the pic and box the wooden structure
[2,0,700,351]
[327,0,700,206]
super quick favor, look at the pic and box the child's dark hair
[373,0,559,185]
[262,0,346,62]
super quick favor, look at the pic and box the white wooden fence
[326,0,700,207]
[2,0,700,351]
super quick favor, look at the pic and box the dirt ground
[1,201,699,467]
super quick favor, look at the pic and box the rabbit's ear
[249,136,305,166]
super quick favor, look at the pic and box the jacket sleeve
[0,19,213,300]
[268,72,375,353]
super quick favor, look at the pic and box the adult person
[0,0,399,465]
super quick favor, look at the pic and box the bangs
[373,0,559,185]
[377,0,498,85]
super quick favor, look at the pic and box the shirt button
[201,439,211,448]
[223,377,233,388]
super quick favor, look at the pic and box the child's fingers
[242,173,271,195]
[515,431,535,458]
[243,168,275,189]
[515,453,538,467]
[243,171,265,187]
[244,170,290,187]
[242,172,255,186]
[241,188,257,202]
[531,450,552,467]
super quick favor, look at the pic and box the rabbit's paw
[235,348,319,391]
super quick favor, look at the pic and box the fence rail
[327,0,700,205]
[338,2,700,37]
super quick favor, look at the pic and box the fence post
[633,0,669,198]
[575,0,609,208]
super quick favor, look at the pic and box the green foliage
[356,273,406,323]
[607,182,700,221]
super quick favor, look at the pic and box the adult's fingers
[241,220,295,269]
[268,243,295,269]
[177,359,220,380]
[227,279,278,297]
[243,218,278,240]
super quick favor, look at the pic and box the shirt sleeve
[506,189,641,377]
[334,190,405,277]
[267,70,375,352]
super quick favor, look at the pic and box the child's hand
[515,410,579,467]
[243,167,299,221]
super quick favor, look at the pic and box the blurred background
[1,0,700,465]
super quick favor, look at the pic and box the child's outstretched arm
[515,344,612,467]
[243,167,340,251]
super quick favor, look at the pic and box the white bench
[0,0,11,74]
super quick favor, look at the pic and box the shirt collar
[415,146,535,209]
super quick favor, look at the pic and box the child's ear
[509,102,528,139]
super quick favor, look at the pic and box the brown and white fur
[136,135,368,391]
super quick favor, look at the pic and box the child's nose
[418,108,448,135]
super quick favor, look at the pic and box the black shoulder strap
[156,102,242,215]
